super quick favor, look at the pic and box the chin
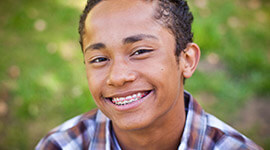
[112,115,155,131]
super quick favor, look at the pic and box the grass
[0,0,269,149]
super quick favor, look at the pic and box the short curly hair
[78,0,193,57]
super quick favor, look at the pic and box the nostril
[106,71,137,87]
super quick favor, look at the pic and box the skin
[82,0,200,149]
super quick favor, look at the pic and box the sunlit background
[0,0,269,149]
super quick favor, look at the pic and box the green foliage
[0,0,269,149]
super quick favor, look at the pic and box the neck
[112,90,186,150]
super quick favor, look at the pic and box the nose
[106,59,137,87]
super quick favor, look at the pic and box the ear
[180,43,200,79]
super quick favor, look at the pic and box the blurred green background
[0,0,269,149]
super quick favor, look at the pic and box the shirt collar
[178,91,207,149]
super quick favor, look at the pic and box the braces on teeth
[111,92,147,105]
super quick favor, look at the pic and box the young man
[36,0,262,149]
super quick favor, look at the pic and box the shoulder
[202,113,262,150]
[35,108,99,150]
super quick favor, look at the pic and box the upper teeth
[112,92,145,105]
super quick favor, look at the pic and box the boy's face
[83,0,185,130]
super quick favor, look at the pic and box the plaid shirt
[36,91,262,150]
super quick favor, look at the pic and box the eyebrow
[84,43,106,53]
[84,34,158,53]
[123,34,158,45]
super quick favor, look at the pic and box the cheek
[151,57,180,83]
[86,69,105,98]
[154,59,181,98]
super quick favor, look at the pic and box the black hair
[78,0,101,51]
[78,0,194,57]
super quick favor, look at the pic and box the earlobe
[181,43,200,79]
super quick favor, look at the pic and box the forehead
[87,0,156,23]
[83,0,163,46]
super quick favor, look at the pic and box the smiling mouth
[106,90,152,106]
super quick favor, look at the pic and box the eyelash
[89,57,108,64]
[131,49,153,56]
[89,49,153,64]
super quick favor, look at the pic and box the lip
[104,90,154,111]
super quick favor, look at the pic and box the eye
[131,49,153,56]
[89,57,108,64]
